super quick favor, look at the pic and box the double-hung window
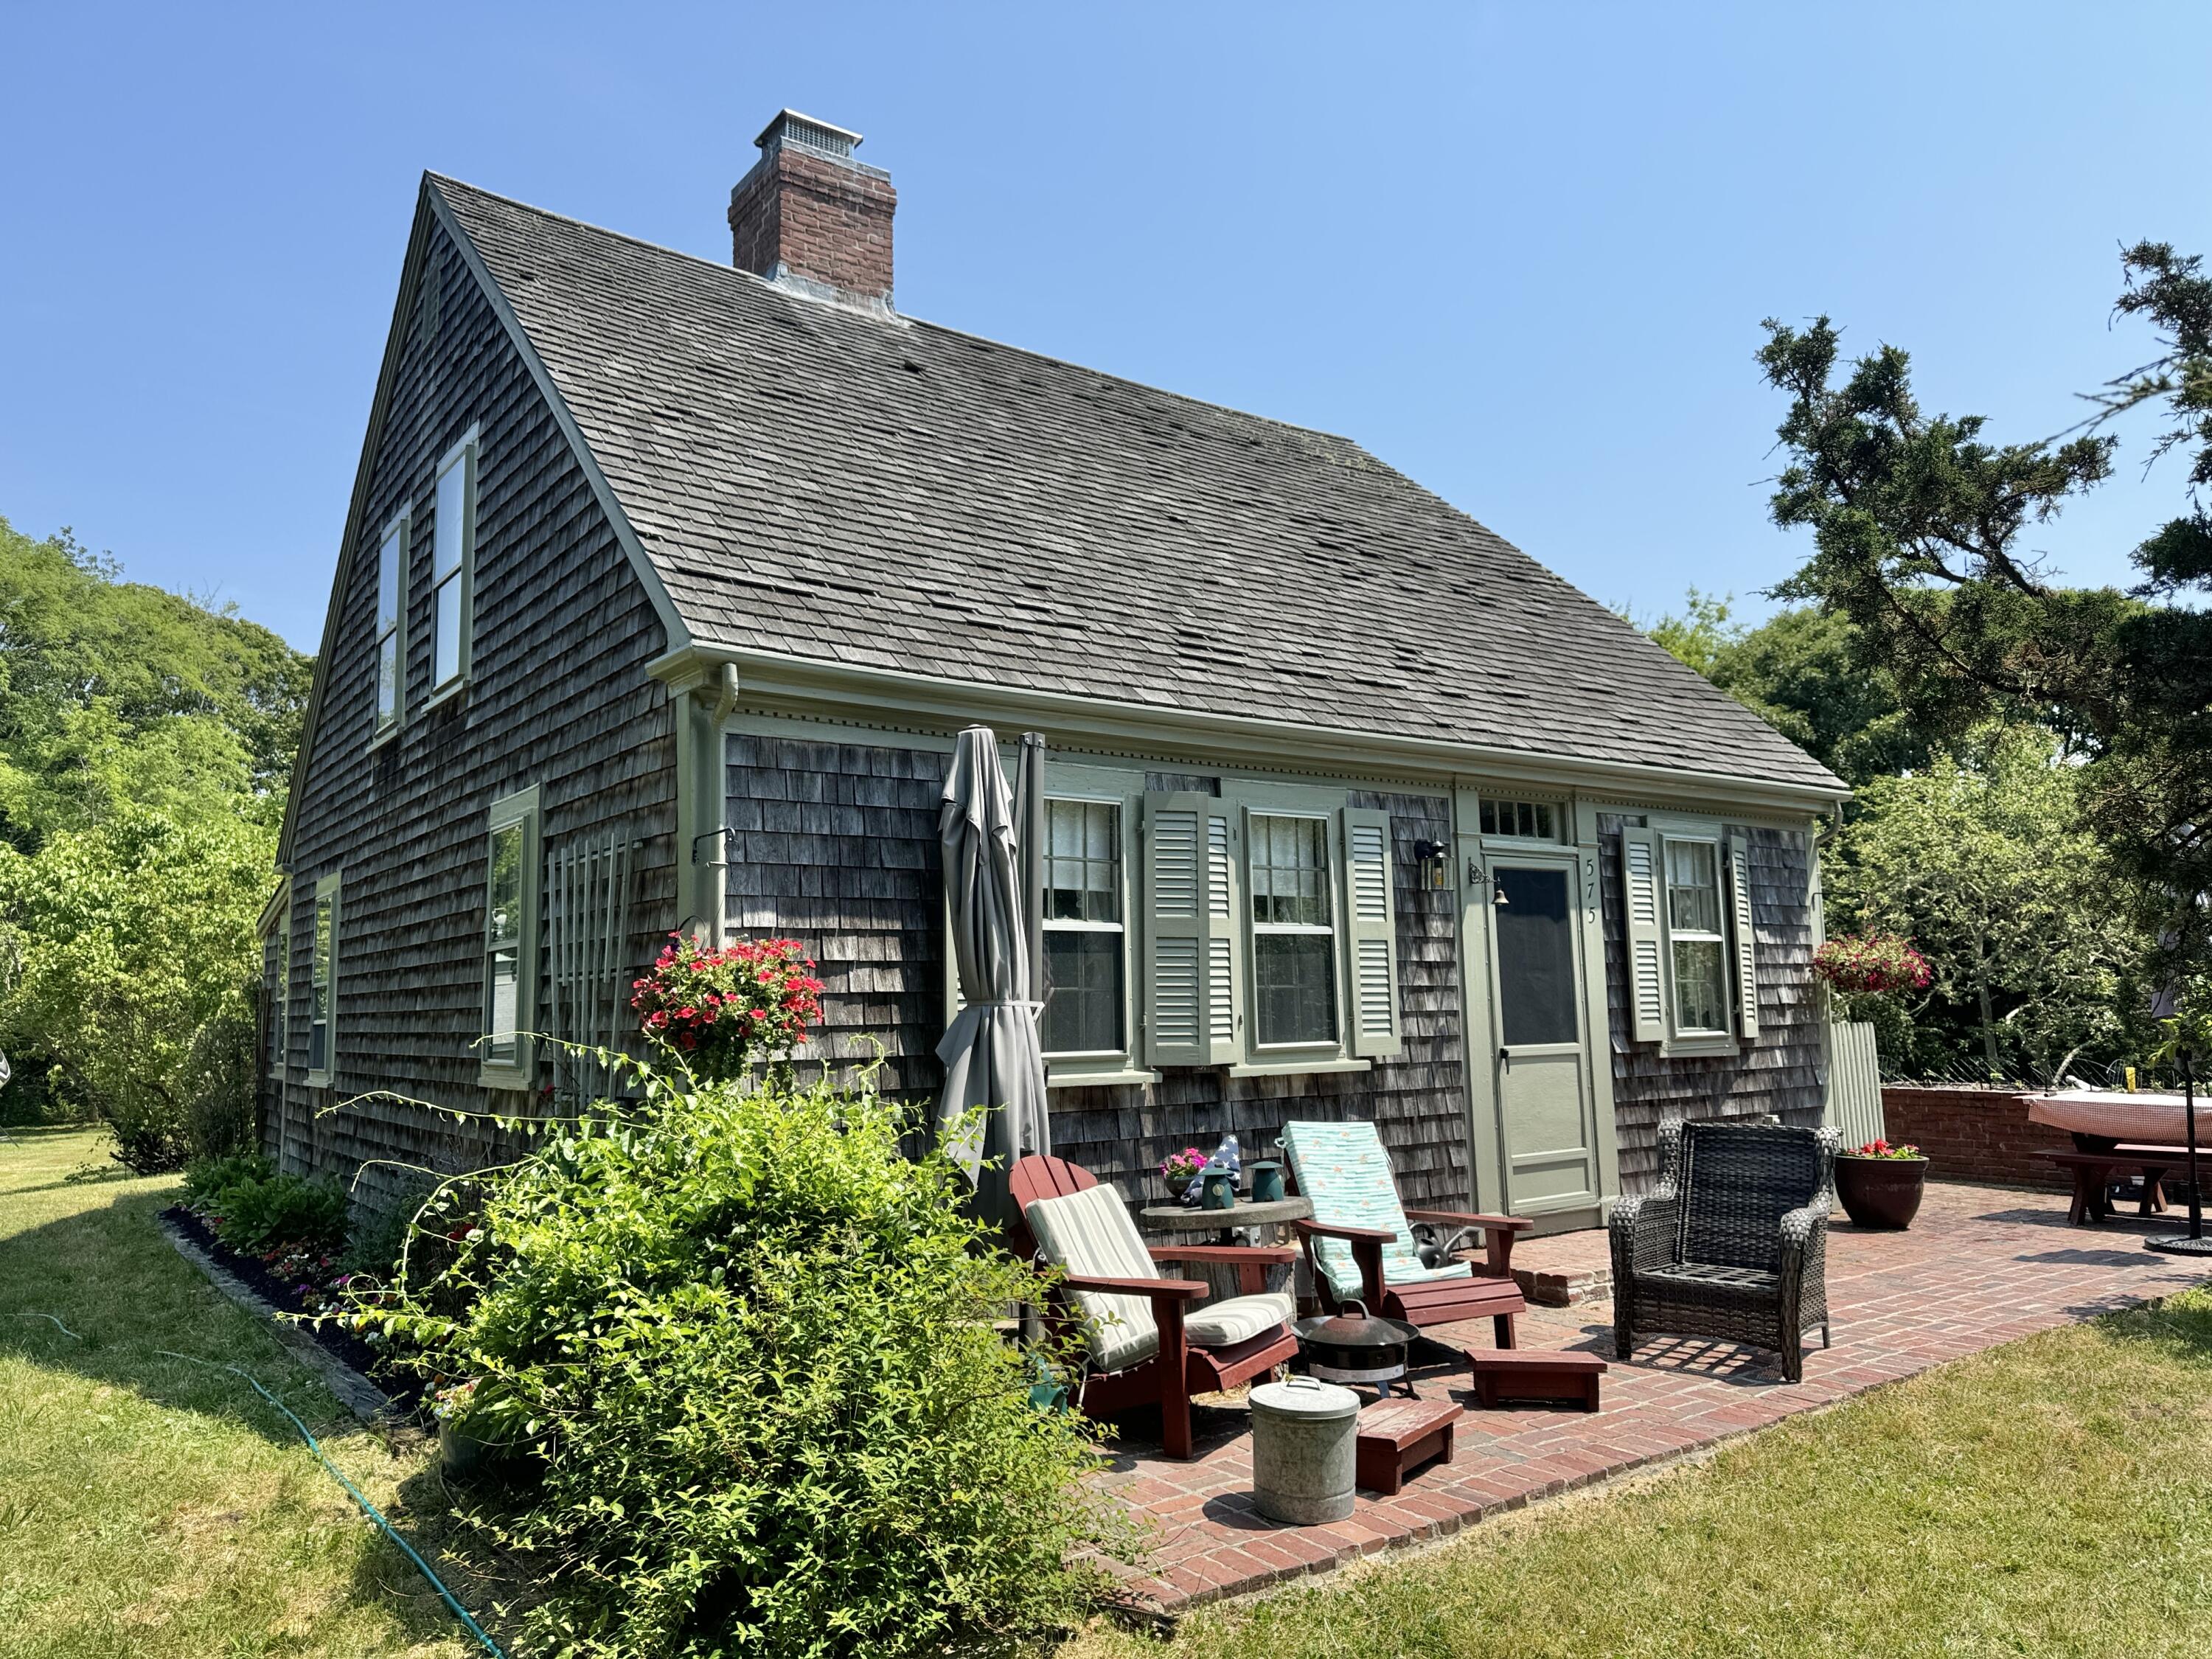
[431,433,477,695]
[1248,815,1337,1048]
[1040,798,1125,1058]
[1621,820,1762,1051]
[1664,840,1729,1034]
[307,874,339,1085]
[372,513,407,737]
[482,786,540,1087]
[266,908,291,1075]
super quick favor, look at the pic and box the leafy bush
[0,807,274,1172]
[350,1064,1130,1658]
[188,1161,349,1256]
[181,1151,273,1208]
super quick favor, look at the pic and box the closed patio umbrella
[934,725,1049,1225]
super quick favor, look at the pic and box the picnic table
[2026,1089,2204,1150]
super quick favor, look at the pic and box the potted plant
[1158,1147,1207,1202]
[1834,1138,1929,1229]
[630,933,825,1085]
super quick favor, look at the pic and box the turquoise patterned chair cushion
[1279,1120,1474,1304]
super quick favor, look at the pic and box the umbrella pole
[2188,1047,2202,1241]
[2148,1043,2212,1256]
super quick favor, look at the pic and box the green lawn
[0,1125,473,1659]
[1075,1284,2212,1659]
[7,1123,2211,1659]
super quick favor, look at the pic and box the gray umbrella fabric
[934,726,1049,1224]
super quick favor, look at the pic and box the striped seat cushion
[1025,1183,1161,1372]
[1184,1292,1294,1350]
[1280,1119,1442,1304]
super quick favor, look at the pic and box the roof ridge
[425,170,1369,453]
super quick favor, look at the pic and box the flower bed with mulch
[161,1204,421,1405]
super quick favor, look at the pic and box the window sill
[479,1061,535,1093]
[420,679,467,715]
[1045,1065,1159,1090]
[1228,1056,1373,1079]
[1660,1032,1742,1059]
[367,723,400,754]
[305,1071,334,1090]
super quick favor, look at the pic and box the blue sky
[4,2,2206,652]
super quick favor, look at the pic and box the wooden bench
[2048,1146,2201,1226]
[1461,1347,1607,1411]
[1354,1397,1463,1495]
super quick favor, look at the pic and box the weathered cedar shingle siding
[723,734,1469,1208]
[269,221,674,1208]
[1599,815,1823,1191]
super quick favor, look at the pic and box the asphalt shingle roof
[433,175,1844,796]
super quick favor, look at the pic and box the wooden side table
[1354,1397,1463,1495]
[1138,1196,1313,1303]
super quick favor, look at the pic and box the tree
[0,515,312,846]
[1757,243,2212,967]
[0,807,274,1168]
[1632,591,1932,788]
[1826,726,2149,1085]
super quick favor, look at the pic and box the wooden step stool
[1354,1398,1463,1495]
[1464,1348,1607,1411]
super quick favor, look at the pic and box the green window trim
[428,428,480,700]
[481,784,540,1091]
[305,874,341,1087]
[268,904,291,1076]
[370,509,409,744]
[1621,817,1761,1055]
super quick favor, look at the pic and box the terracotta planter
[1834,1155,1928,1229]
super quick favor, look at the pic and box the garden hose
[9,1304,504,1659]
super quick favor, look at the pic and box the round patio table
[1137,1195,1313,1247]
[1138,1196,1312,1303]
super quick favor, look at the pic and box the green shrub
[181,1151,273,1209]
[192,1163,349,1256]
[352,1065,1132,1658]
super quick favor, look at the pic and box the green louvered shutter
[1620,825,1667,1043]
[1144,793,1210,1067]
[1726,829,1761,1040]
[1340,807,1402,1058]
[1201,802,1242,1063]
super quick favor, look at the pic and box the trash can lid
[1250,1375,1360,1421]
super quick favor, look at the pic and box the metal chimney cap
[754,108,864,159]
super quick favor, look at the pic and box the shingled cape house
[260,109,1848,1231]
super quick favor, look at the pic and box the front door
[1484,854,1604,1224]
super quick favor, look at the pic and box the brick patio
[1093,1179,2211,1613]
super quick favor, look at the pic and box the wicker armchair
[1610,1119,1840,1383]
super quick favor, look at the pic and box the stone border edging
[157,1215,395,1423]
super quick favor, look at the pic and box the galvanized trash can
[1248,1374,1360,1524]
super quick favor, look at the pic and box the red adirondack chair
[1009,1155,1298,1460]
[1278,1119,1535,1349]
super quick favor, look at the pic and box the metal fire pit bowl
[1293,1301,1420,1398]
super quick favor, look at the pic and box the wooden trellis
[547,831,641,1107]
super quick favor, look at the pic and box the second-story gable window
[431,432,479,694]
[373,514,407,737]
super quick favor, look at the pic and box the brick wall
[1879,1086,2072,1191]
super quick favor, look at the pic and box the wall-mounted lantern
[1412,838,1452,889]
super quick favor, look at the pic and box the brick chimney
[728,110,896,311]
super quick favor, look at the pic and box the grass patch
[1071,1283,2212,1658]
[0,1126,476,1658]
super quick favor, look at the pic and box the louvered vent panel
[1206,815,1233,919]
[1355,939,1395,1037]
[1152,936,1201,1048]
[1349,822,1390,920]
[1625,838,1660,926]
[1153,810,1200,917]
[1632,939,1665,1028]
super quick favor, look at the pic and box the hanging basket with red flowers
[1812,933,1932,998]
[630,933,825,1082]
